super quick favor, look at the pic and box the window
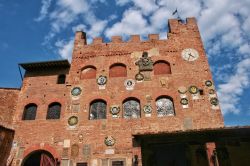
[89,100,106,120]
[153,61,171,75]
[46,102,61,119]
[77,163,87,166]
[57,74,66,84]
[81,66,96,79]
[123,98,141,119]
[156,97,175,116]
[22,104,37,120]
[109,63,127,77]
[112,161,124,166]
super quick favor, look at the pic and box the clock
[97,75,107,85]
[71,87,82,96]
[181,48,199,61]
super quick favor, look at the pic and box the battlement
[74,17,199,45]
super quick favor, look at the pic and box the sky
[0,0,250,126]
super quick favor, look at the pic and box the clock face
[181,48,199,61]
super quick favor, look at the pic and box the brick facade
[8,17,224,165]
[0,88,19,166]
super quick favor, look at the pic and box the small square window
[112,161,124,166]
[76,163,87,166]
[199,89,204,95]
[57,74,66,84]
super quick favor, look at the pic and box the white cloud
[150,7,172,30]
[133,0,159,15]
[49,0,89,33]
[239,44,250,56]
[116,0,159,15]
[35,0,52,21]
[105,9,150,38]
[88,20,108,37]
[108,14,118,21]
[243,17,250,35]
[72,24,86,32]
[217,58,250,114]
[115,0,130,6]
[55,39,74,61]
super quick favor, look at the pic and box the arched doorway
[22,150,56,166]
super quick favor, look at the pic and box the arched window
[153,61,171,75]
[123,98,141,119]
[156,96,175,117]
[46,102,61,119]
[22,103,37,120]
[109,63,127,77]
[57,74,66,84]
[89,100,106,120]
[81,66,97,79]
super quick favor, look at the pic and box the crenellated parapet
[73,17,200,47]
[71,17,203,64]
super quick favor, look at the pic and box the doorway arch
[22,150,56,166]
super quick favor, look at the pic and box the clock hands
[188,53,194,57]
[187,53,194,60]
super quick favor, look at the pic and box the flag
[172,9,178,15]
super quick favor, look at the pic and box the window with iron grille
[89,100,106,120]
[123,98,141,119]
[22,103,37,120]
[156,97,175,117]
[46,102,61,119]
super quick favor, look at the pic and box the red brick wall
[0,88,20,127]
[0,126,15,166]
[80,66,96,79]
[12,18,224,166]
[153,61,171,75]
[109,63,127,77]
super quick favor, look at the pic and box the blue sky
[0,0,250,126]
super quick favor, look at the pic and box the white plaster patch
[105,148,115,154]
[63,139,70,148]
